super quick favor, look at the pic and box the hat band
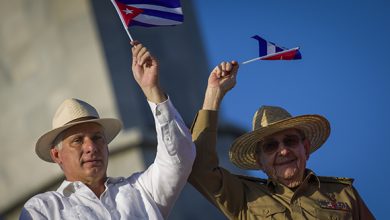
[65,116,98,125]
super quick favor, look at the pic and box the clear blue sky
[193,0,389,218]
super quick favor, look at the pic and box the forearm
[189,110,246,217]
[141,97,196,218]
[151,98,196,169]
[143,86,167,104]
[188,110,223,192]
[202,87,224,111]
[131,41,167,104]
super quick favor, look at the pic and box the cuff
[148,96,175,125]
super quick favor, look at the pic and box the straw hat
[35,98,122,162]
[229,105,330,170]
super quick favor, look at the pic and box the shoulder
[23,191,61,210]
[235,174,268,184]
[125,172,146,188]
[22,191,72,219]
[318,176,354,186]
[25,191,61,202]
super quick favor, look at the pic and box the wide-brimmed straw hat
[36,98,122,162]
[229,105,330,170]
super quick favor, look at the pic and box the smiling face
[50,122,108,184]
[255,128,310,188]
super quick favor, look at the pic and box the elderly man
[20,41,196,219]
[189,61,374,219]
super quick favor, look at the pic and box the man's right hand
[131,40,166,103]
[202,61,239,111]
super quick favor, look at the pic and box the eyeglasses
[259,134,303,154]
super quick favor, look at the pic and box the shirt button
[156,109,161,116]
[165,137,170,141]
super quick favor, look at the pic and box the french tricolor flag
[243,35,301,64]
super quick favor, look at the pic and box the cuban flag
[243,35,301,64]
[111,0,183,27]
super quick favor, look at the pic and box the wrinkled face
[50,122,108,184]
[255,128,310,188]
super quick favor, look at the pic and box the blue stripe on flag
[119,0,181,8]
[293,50,302,59]
[129,20,158,27]
[130,20,180,27]
[275,46,284,53]
[259,40,267,56]
[141,9,183,22]
[251,35,268,57]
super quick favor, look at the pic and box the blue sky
[193,1,390,218]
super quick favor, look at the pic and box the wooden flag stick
[111,0,134,42]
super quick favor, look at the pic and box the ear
[50,147,62,164]
[303,139,311,160]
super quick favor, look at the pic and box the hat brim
[229,114,330,170]
[35,118,122,162]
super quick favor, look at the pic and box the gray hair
[51,123,107,150]
[52,133,64,150]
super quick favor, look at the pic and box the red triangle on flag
[114,0,144,26]
[261,49,298,60]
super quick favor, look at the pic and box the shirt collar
[266,169,321,192]
[303,169,321,189]
[105,176,125,185]
[57,177,124,196]
[57,180,79,196]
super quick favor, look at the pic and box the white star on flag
[110,0,184,41]
[123,8,133,15]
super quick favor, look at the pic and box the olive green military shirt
[189,110,374,220]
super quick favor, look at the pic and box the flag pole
[241,56,263,65]
[111,0,134,42]
[242,47,300,64]
[125,27,134,42]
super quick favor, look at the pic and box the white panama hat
[35,98,122,162]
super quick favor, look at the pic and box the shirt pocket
[248,204,287,219]
[315,208,352,220]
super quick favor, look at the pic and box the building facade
[0,1,245,219]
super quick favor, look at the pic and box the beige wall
[0,0,144,217]
[0,0,237,219]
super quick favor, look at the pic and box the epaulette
[236,174,267,184]
[318,176,354,186]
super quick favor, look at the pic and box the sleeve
[188,110,246,219]
[19,199,49,220]
[351,186,375,220]
[136,97,196,219]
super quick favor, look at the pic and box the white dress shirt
[20,98,196,220]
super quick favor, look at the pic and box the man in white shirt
[20,41,196,220]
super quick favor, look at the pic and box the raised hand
[203,61,239,110]
[208,61,239,93]
[131,41,166,103]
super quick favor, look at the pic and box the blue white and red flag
[243,35,301,64]
[111,0,183,27]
